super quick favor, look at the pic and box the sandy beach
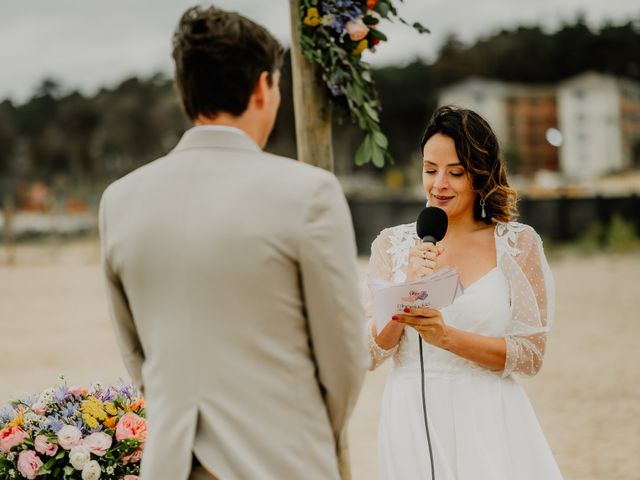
[1,239,638,479]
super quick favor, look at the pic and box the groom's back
[100,129,367,479]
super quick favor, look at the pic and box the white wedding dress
[366,222,563,480]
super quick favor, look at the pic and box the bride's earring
[479,198,487,219]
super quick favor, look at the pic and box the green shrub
[607,214,638,253]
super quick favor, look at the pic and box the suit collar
[172,126,261,154]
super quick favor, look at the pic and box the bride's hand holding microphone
[406,243,443,281]
[394,242,447,348]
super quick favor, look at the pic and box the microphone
[416,206,448,244]
[414,205,448,480]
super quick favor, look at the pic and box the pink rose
[57,425,83,450]
[122,448,143,464]
[115,412,147,444]
[122,476,140,480]
[31,402,47,416]
[83,431,112,456]
[34,434,58,456]
[0,425,28,452]
[345,19,369,41]
[68,385,85,397]
[17,450,43,480]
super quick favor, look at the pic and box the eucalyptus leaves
[299,0,428,167]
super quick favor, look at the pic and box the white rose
[81,460,102,480]
[57,425,83,450]
[69,445,91,470]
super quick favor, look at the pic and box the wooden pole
[289,0,334,172]
[289,3,350,479]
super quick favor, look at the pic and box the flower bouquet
[0,380,145,480]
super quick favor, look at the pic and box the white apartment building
[558,72,640,181]
[439,72,640,182]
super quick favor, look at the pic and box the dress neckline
[430,223,499,290]
[462,266,500,291]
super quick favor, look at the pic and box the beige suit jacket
[99,127,368,480]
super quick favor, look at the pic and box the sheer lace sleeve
[365,229,399,370]
[498,223,555,377]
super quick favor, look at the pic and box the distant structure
[439,72,640,182]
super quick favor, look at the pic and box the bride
[366,106,563,479]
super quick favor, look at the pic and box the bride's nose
[432,172,449,190]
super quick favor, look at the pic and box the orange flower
[128,399,145,412]
[367,0,378,9]
[103,416,118,429]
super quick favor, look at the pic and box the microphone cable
[419,336,436,479]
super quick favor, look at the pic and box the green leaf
[412,22,431,34]
[368,29,388,42]
[372,131,389,149]
[363,102,380,123]
[363,16,379,26]
[361,70,372,83]
[376,2,391,18]
[355,136,372,166]
[371,143,385,168]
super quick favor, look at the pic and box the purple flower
[328,83,344,96]
[0,404,15,423]
[100,387,117,402]
[60,402,76,419]
[330,15,346,33]
[54,385,69,403]
[46,417,65,433]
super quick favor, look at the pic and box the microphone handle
[422,235,437,244]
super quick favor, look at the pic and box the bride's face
[422,133,476,221]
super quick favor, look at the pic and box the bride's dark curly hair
[420,105,518,224]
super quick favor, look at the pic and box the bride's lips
[431,194,454,205]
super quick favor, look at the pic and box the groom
[99,5,368,480]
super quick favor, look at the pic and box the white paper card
[370,268,464,333]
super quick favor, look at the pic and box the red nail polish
[392,316,398,320]
[403,307,411,313]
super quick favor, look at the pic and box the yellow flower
[104,402,118,416]
[352,39,369,56]
[82,413,99,430]
[8,406,25,428]
[81,396,107,422]
[303,7,321,27]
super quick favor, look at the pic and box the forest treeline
[1,16,638,196]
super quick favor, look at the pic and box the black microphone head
[416,207,448,243]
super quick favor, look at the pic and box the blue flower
[46,417,65,433]
[60,402,77,419]
[54,385,69,403]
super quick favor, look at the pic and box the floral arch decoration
[299,0,428,167]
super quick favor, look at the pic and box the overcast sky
[1,0,638,103]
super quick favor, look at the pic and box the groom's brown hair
[172,6,284,120]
